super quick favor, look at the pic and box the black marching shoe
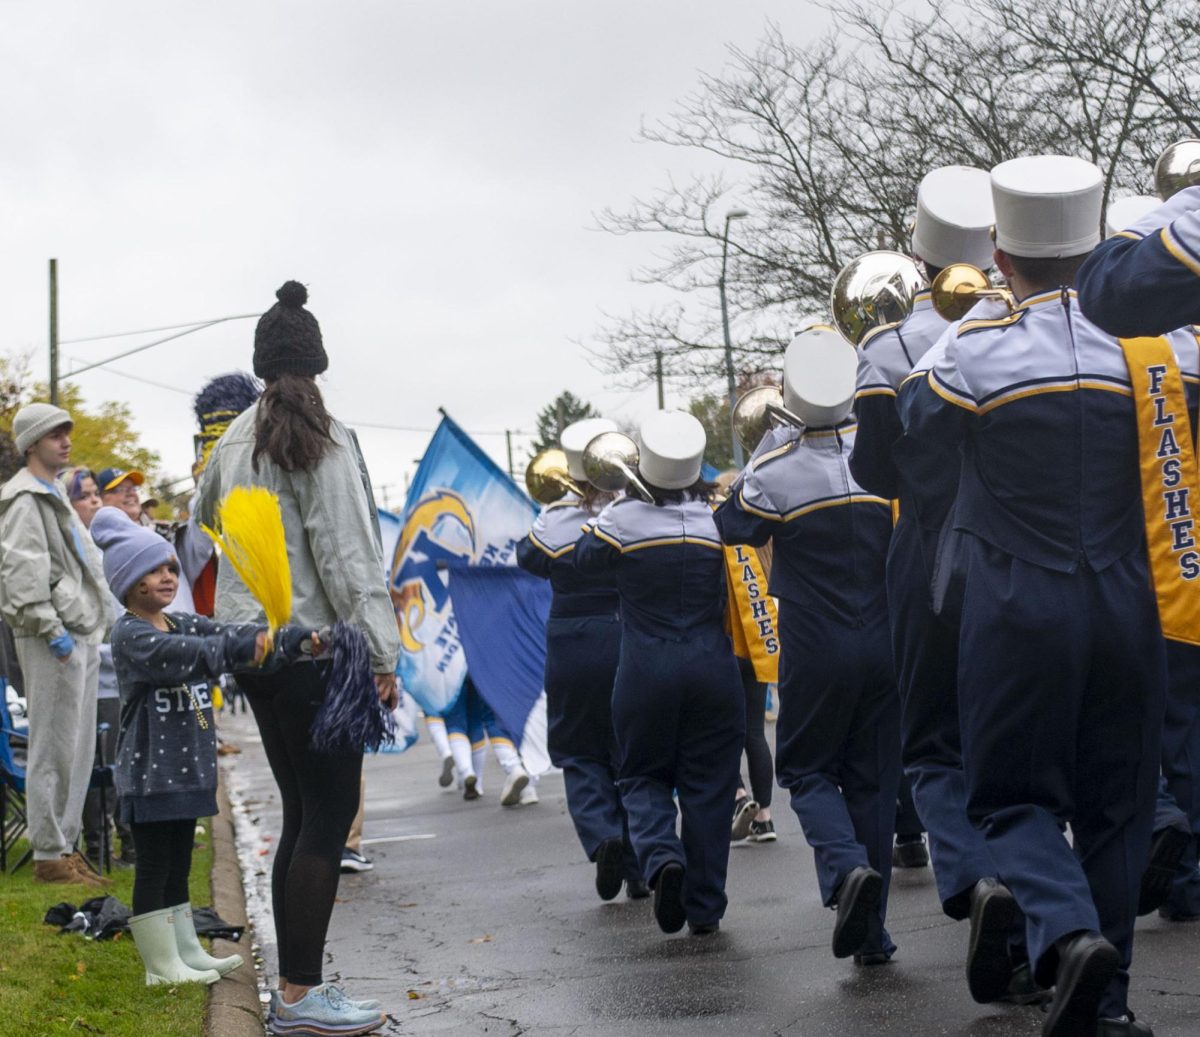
[893,835,930,869]
[1041,931,1119,1037]
[594,838,624,902]
[1137,827,1190,916]
[1096,1014,1154,1036]
[997,961,1051,1006]
[966,878,1018,1004]
[625,877,651,900]
[852,950,892,966]
[831,866,882,959]
[689,921,720,937]
[653,862,687,934]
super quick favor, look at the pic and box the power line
[71,360,194,396]
[60,313,262,346]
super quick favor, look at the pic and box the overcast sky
[2,2,829,509]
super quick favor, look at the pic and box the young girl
[90,506,311,986]
[575,410,745,936]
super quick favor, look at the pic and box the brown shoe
[68,850,114,888]
[33,856,99,886]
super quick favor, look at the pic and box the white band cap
[1104,195,1160,239]
[911,165,996,270]
[783,327,857,428]
[637,410,706,490]
[991,155,1103,258]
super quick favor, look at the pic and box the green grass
[0,822,215,1036]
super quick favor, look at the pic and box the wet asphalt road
[219,710,1200,1037]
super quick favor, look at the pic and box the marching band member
[1078,185,1200,336]
[516,418,646,901]
[575,411,744,936]
[714,329,901,966]
[1099,200,1200,926]
[852,167,1035,1001]
[899,155,1197,1037]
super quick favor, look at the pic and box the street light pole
[719,210,748,468]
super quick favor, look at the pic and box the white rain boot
[129,907,220,986]
[171,903,243,976]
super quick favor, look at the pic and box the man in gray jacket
[0,403,109,886]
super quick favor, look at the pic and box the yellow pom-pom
[200,486,292,635]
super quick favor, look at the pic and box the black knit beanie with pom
[253,281,328,380]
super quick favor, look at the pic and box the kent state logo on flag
[389,416,538,714]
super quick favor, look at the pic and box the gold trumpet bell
[930,263,1014,322]
[524,448,581,505]
[1155,139,1200,201]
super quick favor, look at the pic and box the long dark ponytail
[252,373,334,472]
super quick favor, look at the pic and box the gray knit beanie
[13,403,73,455]
[90,506,177,603]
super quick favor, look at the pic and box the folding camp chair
[0,679,28,873]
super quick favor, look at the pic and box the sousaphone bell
[1155,139,1200,201]
[830,250,927,346]
[731,385,804,456]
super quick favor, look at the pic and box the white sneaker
[519,784,539,805]
[500,767,530,807]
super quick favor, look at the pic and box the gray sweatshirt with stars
[111,612,260,823]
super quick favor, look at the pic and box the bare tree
[591,0,1199,390]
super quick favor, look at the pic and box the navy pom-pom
[193,372,262,423]
[310,621,397,754]
[275,281,308,308]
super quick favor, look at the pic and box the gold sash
[724,544,780,682]
[1120,336,1200,646]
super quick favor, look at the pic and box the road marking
[359,834,438,845]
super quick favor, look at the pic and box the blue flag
[448,566,552,772]
[388,416,537,716]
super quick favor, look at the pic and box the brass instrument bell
[1155,139,1200,201]
[830,250,927,346]
[581,431,654,503]
[930,263,1015,322]
[524,448,582,505]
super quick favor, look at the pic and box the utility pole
[49,259,59,405]
[719,210,749,468]
[655,350,665,408]
[506,429,515,479]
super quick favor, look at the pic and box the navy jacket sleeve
[515,534,552,580]
[895,359,972,532]
[712,485,776,548]
[849,393,901,500]
[1078,189,1200,337]
[573,528,621,574]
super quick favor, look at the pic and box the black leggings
[238,662,362,987]
[130,818,195,915]
[739,657,774,808]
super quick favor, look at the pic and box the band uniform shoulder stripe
[1162,225,1200,277]
[748,440,797,473]
[928,371,978,412]
[855,385,897,399]
[859,321,901,351]
[528,530,574,559]
[621,535,724,553]
[592,526,623,550]
[780,494,891,521]
[958,310,1028,337]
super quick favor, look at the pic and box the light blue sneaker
[268,988,382,1020]
[269,984,384,1035]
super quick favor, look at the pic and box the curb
[206,774,265,1037]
